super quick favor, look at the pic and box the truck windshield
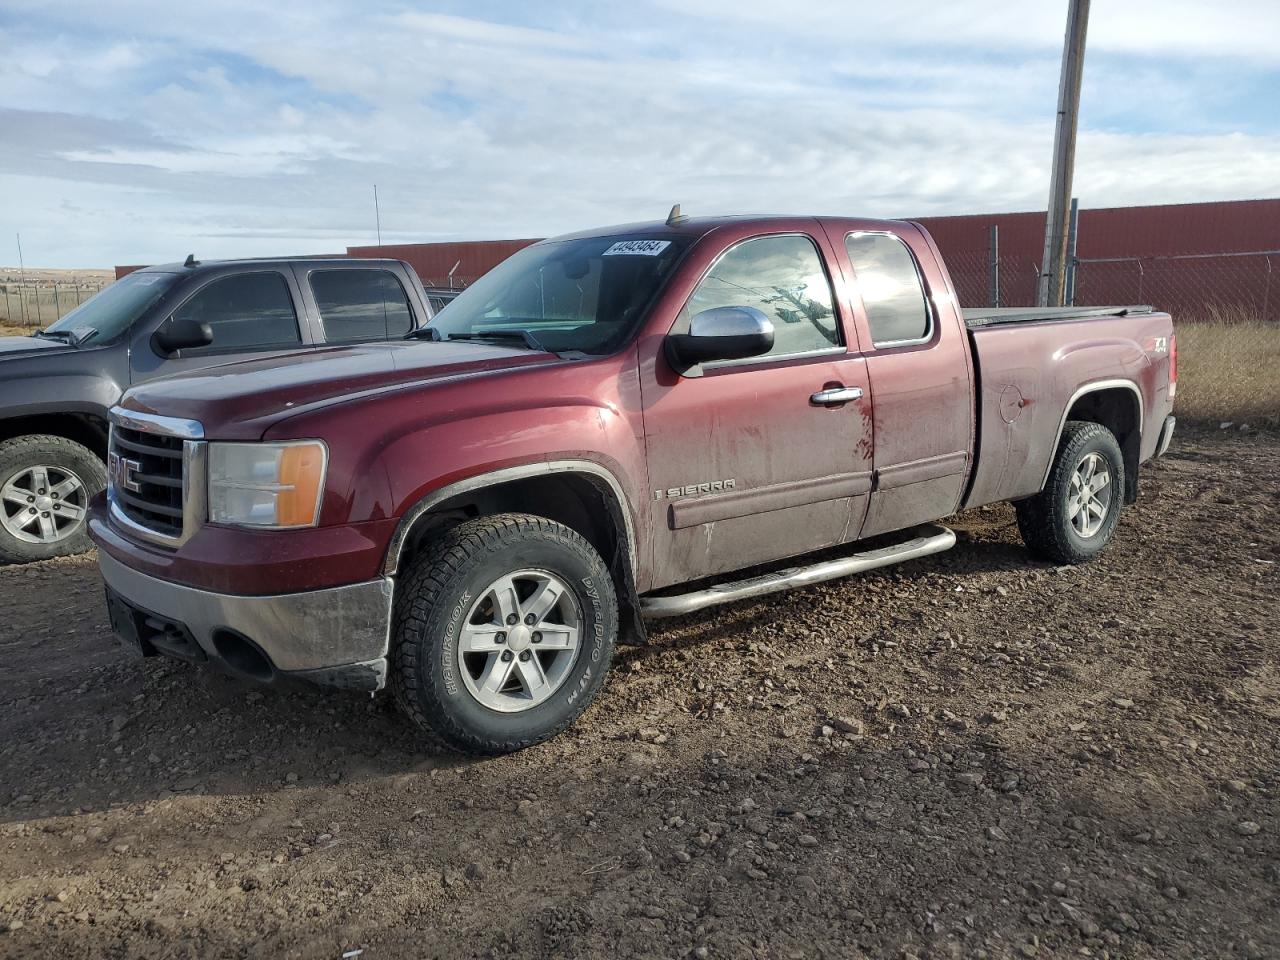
[42,272,179,345]
[426,235,689,355]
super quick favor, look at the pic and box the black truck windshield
[425,236,689,355]
[43,272,179,345]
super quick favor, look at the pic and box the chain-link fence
[1073,250,1279,322]
[947,247,1279,427]
[0,282,109,328]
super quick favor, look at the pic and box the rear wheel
[391,513,617,754]
[0,435,104,564]
[1015,421,1124,565]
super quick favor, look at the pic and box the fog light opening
[211,629,275,682]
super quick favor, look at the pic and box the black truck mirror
[152,317,214,355]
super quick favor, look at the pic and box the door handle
[810,386,864,406]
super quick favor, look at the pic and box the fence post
[1264,256,1273,324]
[1064,198,1079,305]
[987,225,1000,307]
[1136,260,1144,304]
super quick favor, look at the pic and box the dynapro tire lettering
[567,576,605,704]
[441,589,472,696]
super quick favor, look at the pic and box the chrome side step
[639,523,956,619]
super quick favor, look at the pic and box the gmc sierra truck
[89,214,1177,754]
[0,257,456,562]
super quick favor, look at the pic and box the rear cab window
[172,272,300,354]
[309,269,416,343]
[844,232,932,347]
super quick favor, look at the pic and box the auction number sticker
[602,240,671,257]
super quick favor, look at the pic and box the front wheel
[391,513,617,754]
[0,435,105,564]
[1015,420,1125,565]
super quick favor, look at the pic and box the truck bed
[963,305,1153,329]
[960,303,1174,513]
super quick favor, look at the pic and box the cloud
[0,1,1277,266]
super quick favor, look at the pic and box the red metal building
[345,239,539,288]
[116,199,1277,318]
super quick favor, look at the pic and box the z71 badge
[653,479,736,501]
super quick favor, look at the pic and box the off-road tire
[391,513,617,755]
[1016,420,1125,565]
[0,435,105,564]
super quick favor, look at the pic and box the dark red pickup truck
[90,214,1177,753]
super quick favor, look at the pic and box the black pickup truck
[0,256,457,563]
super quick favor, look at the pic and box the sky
[1,0,1278,267]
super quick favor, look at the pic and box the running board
[639,523,956,619]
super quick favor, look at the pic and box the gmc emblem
[108,451,143,494]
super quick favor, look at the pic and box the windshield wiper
[444,329,549,352]
[33,329,84,346]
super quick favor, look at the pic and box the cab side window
[686,234,841,360]
[172,272,300,354]
[310,269,416,342]
[844,233,932,346]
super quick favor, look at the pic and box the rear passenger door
[824,225,974,538]
[130,268,313,383]
[296,265,422,344]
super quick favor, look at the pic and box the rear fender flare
[1041,378,1143,488]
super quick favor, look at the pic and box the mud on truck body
[90,215,1177,754]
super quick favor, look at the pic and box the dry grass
[0,322,34,338]
[1175,312,1280,427]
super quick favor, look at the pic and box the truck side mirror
[152,317,214,355]
[666,306,774,371]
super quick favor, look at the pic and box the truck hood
[0,335,73,356]
[120,340,561,439]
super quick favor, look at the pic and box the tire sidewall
[0,436,105,563]
[410,526,616,746]
[1055,428,1123,559]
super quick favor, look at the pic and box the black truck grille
[111,425,186,539]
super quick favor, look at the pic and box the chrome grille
[107,409,205,547]
[110,427,185,538]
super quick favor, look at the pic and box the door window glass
[171,272,300,353]
[844,233,931,345]
[686,234,840,360]
[310,269,415,342]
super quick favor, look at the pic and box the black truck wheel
[1015,420,1125,565]
[391,513,617,754]
[0,435,105,564]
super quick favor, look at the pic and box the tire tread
[0,434,104,564]
[390,513,615,755]
[1015,420,1124,565]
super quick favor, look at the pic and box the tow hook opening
[211,629,275,683]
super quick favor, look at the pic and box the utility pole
[16,232,29,325]
[373,184,382,247]
[1037,0,1090,307]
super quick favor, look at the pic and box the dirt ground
[0,427,1276,960]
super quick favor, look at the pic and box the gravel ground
[1,427,1276,960]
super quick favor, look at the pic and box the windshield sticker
[602,240,672,257]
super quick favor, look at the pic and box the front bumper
[97,549,394,692]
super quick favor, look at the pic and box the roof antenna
[183,253,199,267]
[666,203,686,226]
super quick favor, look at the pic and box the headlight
[207,441,328,528]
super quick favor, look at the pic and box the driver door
[640,227,874,590]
